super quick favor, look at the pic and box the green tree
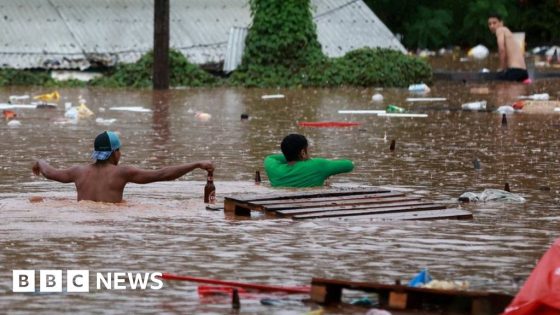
[518,0,560,46]
[404,6,452,49]
[241,0,324,68]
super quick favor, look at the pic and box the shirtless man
[32,131,214,203]
[488,13,528,82]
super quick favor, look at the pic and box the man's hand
[198,160,214,172]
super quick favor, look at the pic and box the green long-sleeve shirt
[263,154,354,187]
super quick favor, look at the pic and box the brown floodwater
[1,78,560,314]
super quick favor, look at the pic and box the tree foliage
[364,0,560,49]
[232,0,431,87]
[90,49,219,88]
[404,6,452,49]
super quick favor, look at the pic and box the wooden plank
[224,188,390,203]
[292,204,447,220]
[260,192,406,211]
[254,192,404,206]
[310,278,513,314]
[299,208,473,221]
[360,208,473,221]
[276,198,425,216]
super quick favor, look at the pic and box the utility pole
[153,0,170,89]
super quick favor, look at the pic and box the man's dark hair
[488,13,502,21]
[281,134,308,162]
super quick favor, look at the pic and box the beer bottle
[255,170,261,185]
[204,171,216,204]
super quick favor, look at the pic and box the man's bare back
[32,131,214,203]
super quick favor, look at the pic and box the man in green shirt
[264,134,354,187]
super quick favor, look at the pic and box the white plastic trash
[338,110,386,114]
[64,107,78,120]
[406,97,446,102]
[496,105,515,113]
[459,189,526,203]
[95,118,117,125]
[261,94,285,100]
[109,106,152,113]
[408,83,430,92]
[371,93,384,102]
[7,120,21,127]
[468,44,489,60]
[9,95,30,103]
[519,93,549,100]
[461,101,487,111]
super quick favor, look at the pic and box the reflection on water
[1,81,560,314]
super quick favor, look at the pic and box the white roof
[0,0,405,70]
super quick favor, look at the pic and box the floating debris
[7,119,21,127]
[406,97,446,102]
[261,94,285,100]
[109,106,152,112]
[33,91,60,102]
[371,93,384,102]
[468,44,489,60]
[338,110,386,114]
[95,118,117,125]
[461,101,487,111]
[377,113,428,118]
[195,112,211,122]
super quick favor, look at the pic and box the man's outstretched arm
[32,159,78,183]
[121,161,214,184]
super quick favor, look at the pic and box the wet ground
[1,75,560,314]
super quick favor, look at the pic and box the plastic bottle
[204,171,216,204]
[461,101,487,111]
[408,83,429,92]
[386,104,405,113]
[529,93,549,100]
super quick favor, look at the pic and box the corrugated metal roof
[313,0,406,55]
[0,0,90,69]
[223,27,248,73]
[0,0,404,70]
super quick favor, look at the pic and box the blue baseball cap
[91,131,121,161]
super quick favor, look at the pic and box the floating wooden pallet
[311,277,513,315]
[223,188,472,220]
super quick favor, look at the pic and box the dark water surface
[1,80,560,314]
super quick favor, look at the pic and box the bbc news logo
[13,270,163,293]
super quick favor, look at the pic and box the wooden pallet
[223,188,472,220]
[310,278,513,315]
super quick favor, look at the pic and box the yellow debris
[33,91,60,102]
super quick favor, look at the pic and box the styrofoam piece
[261,94,285,100]
[377,113,428,118]
[109,106,152,112]
[406,97,447,102]
[338,110,386,114]
[0,103,36,109]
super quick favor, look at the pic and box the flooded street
[1,79,560,314]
